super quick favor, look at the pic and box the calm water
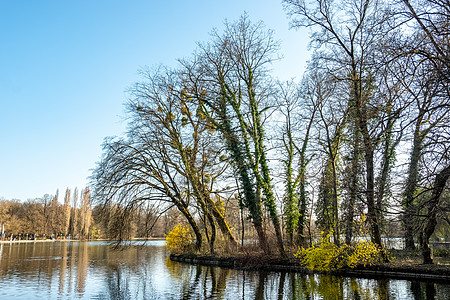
[0,241,448,299]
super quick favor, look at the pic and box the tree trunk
[177,203,202,250]
[403,121,423,250]
[376,115,397,235]
[208,203,238,247]
[284,122,297,244]
[419,165,450,264]
[331,159,340,246]
[206,210,216,255]
[353,71,383,249]
[215,89,269,254]
[187,169,238,248]
[254,218,269,254]
[297,177,308,247]
[296,103,316,247]
[364,148,383,247]
[345,132,359,245]
[247,74,285,257]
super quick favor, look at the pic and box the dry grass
[389,249,450,266]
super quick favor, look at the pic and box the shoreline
[170,253,450,283]
[0,237,166,244]
[0,239,78,244]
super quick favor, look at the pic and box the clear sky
[0,1,310,201]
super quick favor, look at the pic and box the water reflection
[164,257,449,299]
[0,241,448,299]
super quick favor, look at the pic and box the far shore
[0,239,77,244]
[0,237,166,244]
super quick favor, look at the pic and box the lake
[0,241,448,299]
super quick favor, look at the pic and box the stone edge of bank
[170,254,450,283]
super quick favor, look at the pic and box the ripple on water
[0,242,449,299]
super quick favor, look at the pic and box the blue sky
[0,1,310,201]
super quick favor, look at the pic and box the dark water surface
[0,241,448,299]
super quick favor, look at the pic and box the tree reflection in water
[411,281,438,300]
[0,242,449,299]
[164,259,449,299]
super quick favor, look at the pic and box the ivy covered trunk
[214,91,269,254]
[248,73,285,256]
[403,119,424,250]
[283,118,297,244]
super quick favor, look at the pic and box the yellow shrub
[295,231,388,271]
[347,239,386,268]
[165,224,193,253]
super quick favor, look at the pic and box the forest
[2,0,448,266]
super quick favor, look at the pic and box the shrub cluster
[295,232,388,271]
[165,225,194,253]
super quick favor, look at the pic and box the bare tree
[190,15,286,255]
[92,133,203,247]
[63,188,71,236]
[419,165,450,263]
[128,66,237,252]
[284,0,397,250]
[389,0,450,250]
[80,188,91,238]
[70,188,79,238]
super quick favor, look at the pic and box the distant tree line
[90,0,449,263]
[0,189,173,240]
[0,188,188,240]
[1,188,91,239]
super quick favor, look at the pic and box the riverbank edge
[0,239,78,244]
[0,237,166,244]
[170,253,450,283]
